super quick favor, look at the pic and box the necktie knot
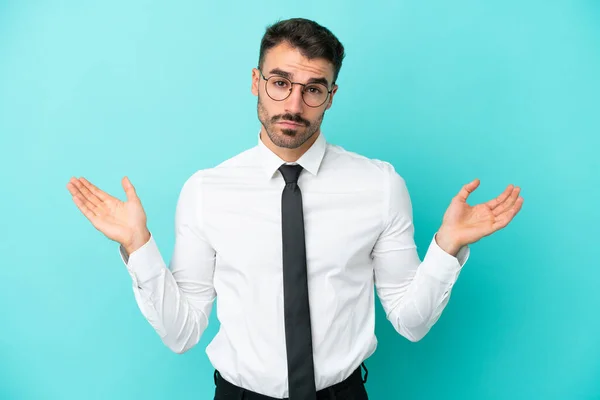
[279,164,303,184]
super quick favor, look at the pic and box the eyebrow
[268,68,330,87]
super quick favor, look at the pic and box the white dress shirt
[119,131,469,398]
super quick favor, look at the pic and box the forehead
[262,41,334,82]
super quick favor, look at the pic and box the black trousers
[214,363,369,400]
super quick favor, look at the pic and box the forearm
[131,267,210,354]
[383,267,455,342]
[121,236,214,354]
[376,234,468,342]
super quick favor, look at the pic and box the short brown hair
[258,18,346,84]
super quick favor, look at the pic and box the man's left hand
[435,179,524,256]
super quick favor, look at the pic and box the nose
[283,84,305,114]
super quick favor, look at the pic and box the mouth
[277,121,304,129]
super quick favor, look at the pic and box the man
[66,18,523,400]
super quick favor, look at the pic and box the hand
[436,179,524,254]
[66,176,150,255]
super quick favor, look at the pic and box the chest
[202,182,384,278]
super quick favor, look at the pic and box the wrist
[123,228,151,255]
[435,228,462,257]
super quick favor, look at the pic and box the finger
[456,179,480,202]
[493,187,521,217]
[67,180,89,203]
[72,193,99,222]
[122,176,139,202]
[66,180,80,197]
[80,177,112,203]
[485,184,514,210]
[70,178,103,215]
[73,178,105,210]
[492,197,523,231]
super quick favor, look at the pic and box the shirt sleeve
[372,163,469,342]
[119,173,216,353]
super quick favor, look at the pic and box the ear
[251,68,260,96]
[325,84,339,110]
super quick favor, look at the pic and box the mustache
[271,113,310,126]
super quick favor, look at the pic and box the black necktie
[278,164,317,400]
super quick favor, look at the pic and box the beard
[257,93,325,149]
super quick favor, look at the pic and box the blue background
[1,1,599,399]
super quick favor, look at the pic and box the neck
[260,128,320,163]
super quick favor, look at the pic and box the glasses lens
[302,84,328,107]
[266,76,292,101]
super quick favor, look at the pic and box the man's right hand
[66,176,151,255]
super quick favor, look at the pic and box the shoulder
[181,145,260,188]
[324,142,406,186]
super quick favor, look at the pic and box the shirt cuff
[118,233,165,288]
[419,233,470,283]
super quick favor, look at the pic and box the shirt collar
[257,130,327,180]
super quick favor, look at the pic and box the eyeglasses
[258,69,333,108]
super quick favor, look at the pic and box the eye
[273,80,289,88]
[306,85,324,94]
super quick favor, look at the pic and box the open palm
[441,179,524,247]
[66,176,149,251]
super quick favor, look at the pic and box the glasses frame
[258,68,334,108]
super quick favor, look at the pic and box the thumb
[456,178,480,202]
[122,176,139,202]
